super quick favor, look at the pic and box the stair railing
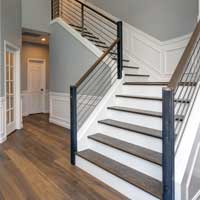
[162,21,200,200]
[51,0,123,165]
[51,0,121,49]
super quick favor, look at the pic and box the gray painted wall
[49,23,98,93]
[87,0,198,41]
[22,0,51,32]
[0,0,22,97]
[21,42,49,91]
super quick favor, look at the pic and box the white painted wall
[22,0,51,32]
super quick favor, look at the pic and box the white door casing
[27,58,46,114]
[4,41,21,137]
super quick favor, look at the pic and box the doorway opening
[21,29,49,118]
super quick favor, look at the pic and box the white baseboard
[49,116,70,129]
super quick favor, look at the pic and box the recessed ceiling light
[41,38,46,42]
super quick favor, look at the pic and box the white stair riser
[125,76,149,82]
[107,109,162,130]
[124,68,140,74]
[115,97,188,114]
[121,85,164,97]
[115,98,162,112]
[88,140,162,181]
[76,156,160,200]
[121,85,194,98]
[98,124,162,152]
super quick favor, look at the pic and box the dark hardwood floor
[0,114,127,200]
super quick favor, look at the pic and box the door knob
[41,89,44,92]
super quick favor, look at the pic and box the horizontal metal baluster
[77,58,117,98]
[84,9,117,30]
[63,1,81,14]
[77,63,117,110]
[77,51,117,94]
[62,7,81,22]
[174,41,200,113]
[174,34,200,94]
[77,66,117,115]
[84,12,117,36]
[62,12,81,26]
[77,70,118,126]
[84,18,116,41]
[175,51,200,135]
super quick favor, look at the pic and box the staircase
[52,0,200,199]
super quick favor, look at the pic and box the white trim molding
[22,90,49,116]
[123,22,191,81]
[0,97,6,143]
[49,92,70,129]
[4,40,22,137]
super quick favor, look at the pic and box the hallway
[0,114,127,200]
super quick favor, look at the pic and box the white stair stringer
[76,156,160,200]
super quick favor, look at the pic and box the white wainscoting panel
[22,91,49,116]
[0,97,6,143]
[49,92,70,129]
[123,22,191,81]
[49,92,101,130]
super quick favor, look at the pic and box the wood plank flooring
[0,114,127,200]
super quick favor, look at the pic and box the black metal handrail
[162,21,200,200]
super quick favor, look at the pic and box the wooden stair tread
[107,106,184,121]
[123,82,168,86]
[98,119,162,138]
[82,34,99,40]
[116,94,162,101]
[69,24,87,30]
[112,57,130,62]
[123,66,139,69]
[124,81,197,86]
[88,133,162,165]
[116,94,190,103]
[95,44,109,48]
[77,149,162,199]
[125,73,150,77]
[88,38,106,45]
[75,28,93,35]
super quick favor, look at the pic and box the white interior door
[28,59,46,114]
[6,49,16,135]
